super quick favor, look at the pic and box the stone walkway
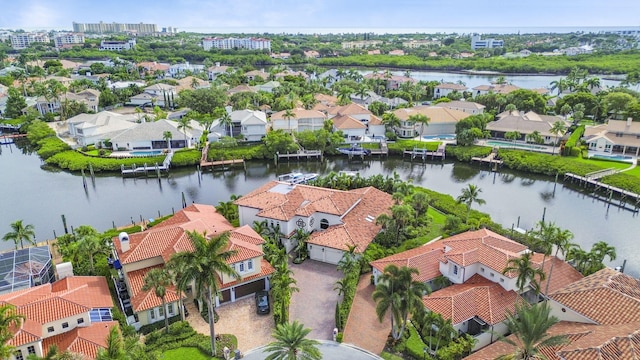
[343,274,390,355]
[185,296,275,353]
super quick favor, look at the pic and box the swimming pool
[485,140,547,151]
[130,150,164,157]
[422,134,456,141]
[591,154,634,163]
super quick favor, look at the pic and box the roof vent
[365,215,375,222]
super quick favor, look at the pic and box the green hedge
[387,140,441,155]
[144,321,237,358]
[138,314,182,335]
[498,149,608,176]
[562,125,585,156]
[208,143,266,161]
[171,149,201,166]
[37,137,71,159]
[405,322,428,360]
[336,264,361,331]
[601,172,640,194]
[46,150,169,172]
[446,145,492,162]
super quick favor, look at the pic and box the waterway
[0,143,637,277]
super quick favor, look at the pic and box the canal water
[0,144,637,276]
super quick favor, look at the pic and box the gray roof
[486,111,568,137]
[230,110,267,125]
[110,119,194,142]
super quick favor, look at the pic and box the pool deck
[109,151,168,158]
[476,139,556,154]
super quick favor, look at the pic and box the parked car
[255,291,270,315]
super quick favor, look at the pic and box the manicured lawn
[162,347,213,360]
[574,156,633,171]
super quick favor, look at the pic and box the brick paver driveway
[343,274,390,354]
[186,295,275,353]
[290,259,343,340]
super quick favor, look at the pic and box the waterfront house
[327,103,385,137]
[35,89,100,116]
[485,110,569,145]
[363,73,416,90]
[350,90,408,109]
[0,276,117,360]
[207,62,230,80]
[108,119,200,151]
[371,229,582,350]
[0,246,55,295]
[466,268,640,359]
[434,83,467,99]
[271,108,326,133]
[331,114,367,142]
[136,61,170,78]
[112,204,275,330]
[438,100,485,115]
[393,106,469,138]
[584,118,640,155]
[226,109,268,141]
[66,111,138,147]
[235,181,394,263]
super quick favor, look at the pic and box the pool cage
[0,246,54,294]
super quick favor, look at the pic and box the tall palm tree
[0,304,25,359]
[408,113,430,140]
[291,229,310,260]
[264,321,321,360]
[219,111,233,137]
[96,326,126,360]
[373,265,430,341]
[505,104,517,113]
[549,121,566,155]
[271,262,299,325]
[176,117,193,148]
[590,241,616,263]
[167,231,239,356]
[3,220,36,250]
[497,302,568,360]
[75,234,111,275]
[382,112,401,134]
[456,184,486,224]
[502,252,546,295]
[142,268,172,333]
[162,131,172,149]
[283,109,296,134]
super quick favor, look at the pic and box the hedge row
[46,150,168,171]
[446,145,493,162]
[386,140,441,155]
[138,314,182,335]
[208,143,266,161]
[562,125,585,156]
[144,321,237,358]
[497,149,606,176]
[601,172,640,194]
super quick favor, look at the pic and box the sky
[1,0,640,34]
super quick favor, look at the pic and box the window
[168,304,174,315]
[90,308,113,322]
[77,318,84,325]
[62,322,69,329]
[149,309,156,320]
[47,326,54,333]
[500,278,505,283]
[159,306,164,318]
[15,350,24,360]
[239,263,245,272]
[490,272,495,277]
[247,260,253,270]
[27,346,36,355]
[480,267,485,272]
[320,219,329,230]
[453,265,458,275]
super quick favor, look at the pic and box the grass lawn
[162,347,213,360]
[574,156,633,171]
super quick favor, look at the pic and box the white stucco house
[66,111,138,146]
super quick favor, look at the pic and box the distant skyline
[1,0,640,34]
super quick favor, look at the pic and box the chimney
[119,232,130,252]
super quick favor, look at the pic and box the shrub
[37,137,71,159]
[446,145,492,162]
[405,322,428,360]
[387,140,441,155]
[46,151,169,172]
[171,149,201,167]
[498,149,606,176]
[562,125,585,156]
[336,332,343,343]
[138,314,182,335]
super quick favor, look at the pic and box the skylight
[365,215,375,222]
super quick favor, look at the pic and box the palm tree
[176,117,193,149]
[525,131,543,144]
[167,231,239,356]
[76,234,111,275]
[3,220,36,250]
[505,103,517,113]
[549,78,569,96]
[373,265,430,341]
[283,109,296,134]
[0,304,25,359]
[96,326,126,360]
[505,131,522,147]
[502,252,546,295]
[497,302,568,360]
[219,111,233,137]
[291,229,310,260]
[408,113,430,140]
[142,268,172,333]
[382,113,400,134]
[264,321,321,360]
[271,263,299,325]
[162,131,172,149]
[590,241,616,263]
[456,184,486,224]
[544,227,574,296]
[549,121,566,155]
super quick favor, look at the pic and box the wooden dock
[564,172,640,207]
[276,149,323,163]
[200,158,245,170]
[403,144,446,161]
[471,150,503,171]
[121,151,173,177]
[369,140,389,156]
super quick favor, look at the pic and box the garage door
[325,248,344,265]
[309,245,323,262]
[220,289,231,304]
[234,278,266,299]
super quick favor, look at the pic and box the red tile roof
[327,103,372,117]
[42,321,118,359]
[220,259,275,289]
[422,274,520,325]
[332,115,367,130]
[549,267,640,325]
[370,241,444,282]
[127,265,182,312]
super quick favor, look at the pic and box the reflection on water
[0,147,637,277]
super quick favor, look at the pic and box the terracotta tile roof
[435,83,467,90]
[549,268,640,325]
[529,255,583,295]
[0,276,114,347]
[307,187,393,252]
[42,321,118,359]
[370,241,444,282]
[327,103,372,117]
[220,259,275,289]
[422,274,520,325]
[466,321,640,360]
[114,204,235,264]
[127,265,182,313]
[314,94,338,106]
[439,229,528,277]
[227,228,264,264]
[369,115,383,125]
[332,115,367,130]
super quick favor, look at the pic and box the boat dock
[369,140,389,156]
[121,151,173,177]
[564,172,640,207]
[275,149,323,163]
[0,133,27,144]
[471,149,503,170]
[200,158,246,171]
[403,144,446,161]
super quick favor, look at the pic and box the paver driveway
[290,259,343,340]
[186,295,275,353]
[343,274,390,354]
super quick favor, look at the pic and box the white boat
[277,172,319,184]
[337,145,371,156]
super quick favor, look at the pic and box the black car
[255,291,270,315]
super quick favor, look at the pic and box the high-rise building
[54,33,85,48]
[470,35,504,50]
[72,21,158,34]
[10,32,50,50]
[202,37,271,51]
